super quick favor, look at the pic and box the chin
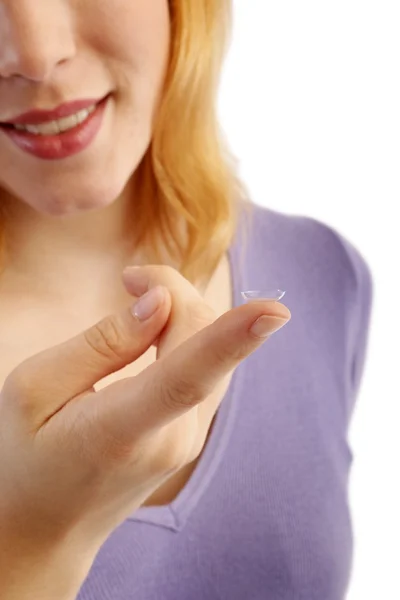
[7,171,133,218]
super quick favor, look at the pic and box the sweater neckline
[125,239,246,532]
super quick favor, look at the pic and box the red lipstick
[2,97,106,125]
[0,95,110,160]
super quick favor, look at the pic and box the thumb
[85,299,291,445]
[4,285,172,431]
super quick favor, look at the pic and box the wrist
[0,530,98,600]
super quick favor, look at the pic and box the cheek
[83,0,171,96]
[0,1,171,210]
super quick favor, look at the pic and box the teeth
[13,104,97,135]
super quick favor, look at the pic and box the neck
[0,178,172,314]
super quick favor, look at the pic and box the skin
[0,0,171,314]
[0,0,292,553]
[0,0,232,512]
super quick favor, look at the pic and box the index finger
[122,264,218,356]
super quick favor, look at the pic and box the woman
[0,2,373,599]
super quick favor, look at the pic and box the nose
[0,1,76,82]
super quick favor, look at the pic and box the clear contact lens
[240,289,286,302]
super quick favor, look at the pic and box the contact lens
[241,289,286,302]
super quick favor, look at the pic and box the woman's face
[0,0,170,216]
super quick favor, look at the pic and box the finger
[122,264,218,358]
[92,299,291,444]
[4,285,172,430]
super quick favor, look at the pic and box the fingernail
[131,285,165,322]
[250,315,289,339]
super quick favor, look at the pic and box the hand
[0,264,291,555]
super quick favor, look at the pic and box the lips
[0,94,110,160]
[1,95,109,126]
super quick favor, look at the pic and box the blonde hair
[131,0,254,288]
[0,0,255,288]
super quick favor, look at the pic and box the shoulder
[240,202,373,304]
[241,202,374,403]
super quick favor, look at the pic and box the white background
[219,2,399,599]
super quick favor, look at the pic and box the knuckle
[78,411,137,470]
[161,374,203,413]
[208,343,228,370]
[102,440,136,466]
[83,316,128,362]
[214,340,248,367]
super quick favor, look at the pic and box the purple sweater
[77,202,373,600]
